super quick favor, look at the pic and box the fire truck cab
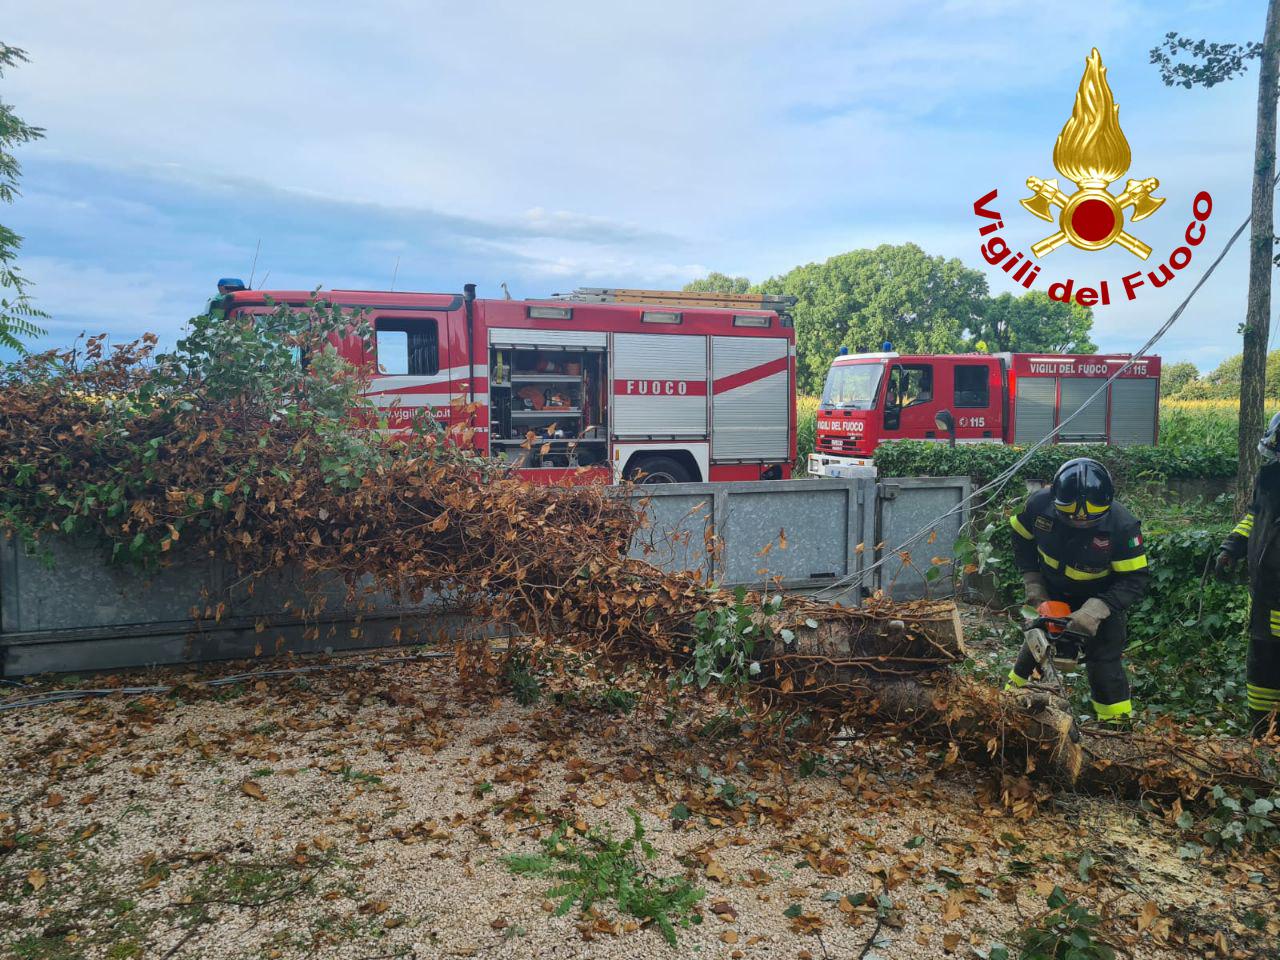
[210,282,798,486]
[809,349,1161,476]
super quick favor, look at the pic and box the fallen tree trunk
[467,547,1276,802]
[850,674,1278,799]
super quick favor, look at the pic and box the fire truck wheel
[625,455,692,484]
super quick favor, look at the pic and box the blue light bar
[217,277,247,293]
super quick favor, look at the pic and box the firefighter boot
[1004,642,1037,691]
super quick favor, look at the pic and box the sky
[0,0,1271,370]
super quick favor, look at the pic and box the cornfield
[1160,399,1274,451]
[796,394,820,470]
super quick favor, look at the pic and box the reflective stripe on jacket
[1010,487,1150,611]
[1221,470,1280,603]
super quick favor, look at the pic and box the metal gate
[874,476,972,600]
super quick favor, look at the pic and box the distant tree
[1151,4,1280,506]
[757,244,987,394]
[969,291,1096,354]
[682,272,751,294]
[1206,353,1244,396]
[0,43,46,354]
[1160,360,1199,396]
[1198,350,1280,398]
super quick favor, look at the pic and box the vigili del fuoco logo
[972,48,1213,307]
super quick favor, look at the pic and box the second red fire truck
[211,281,798,485]
[808,349,1162,477]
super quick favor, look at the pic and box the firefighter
[1005,458,1150,723]
[1214,413,1280,737]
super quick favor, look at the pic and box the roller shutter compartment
[1058,377,1108,442]
[711,337,789,461]
[612,333,708,438]
[1108,378,1158,445]
[1014,378,1057,444]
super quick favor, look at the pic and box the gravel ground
[1,651,1275,960]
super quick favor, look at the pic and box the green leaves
[0,44,48,354]
[973,291,1096,355]
[1150,33,1262,90]
[1017,888,1116,960]
[1174,784,1280,853]
[503,811,704,947]
[758,244,991,394]
[680,592,768,692]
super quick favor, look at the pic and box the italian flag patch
[1129,534,1142,548]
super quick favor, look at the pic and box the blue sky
[0,0,1270,370]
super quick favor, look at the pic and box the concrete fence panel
[2,476,973,675]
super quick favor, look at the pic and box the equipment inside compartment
[488,345,608,469]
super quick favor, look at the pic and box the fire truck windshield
[820,362,883,410]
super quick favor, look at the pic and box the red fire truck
[808,350,1162,476]
[211,281,797,485]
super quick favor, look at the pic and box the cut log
[848,673,1278,799]
[778,599,965,665]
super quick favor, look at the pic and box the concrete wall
[2,476,970,676]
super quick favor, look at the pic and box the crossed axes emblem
[1020,175,1164,260]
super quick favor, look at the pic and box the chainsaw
[1016,599,1083,741]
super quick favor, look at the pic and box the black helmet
[1260,412,1280,464]
[1051,458,1114,528]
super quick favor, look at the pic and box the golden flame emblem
[1021,49,1163,259]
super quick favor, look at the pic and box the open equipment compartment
[488,336,609,470]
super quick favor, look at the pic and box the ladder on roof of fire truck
[552,287,797,316]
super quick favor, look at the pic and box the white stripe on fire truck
[373,394,490,409]
[363,365,488,399]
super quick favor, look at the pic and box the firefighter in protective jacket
[1215,412,1280,736]
[1006,458,1150,722]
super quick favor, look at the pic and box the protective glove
[1066,597,1110,638]
[1214,551,1236,582]
[1021,572,1049,607]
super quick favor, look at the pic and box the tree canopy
[0,43,45,353]
[1173,350,1280,399]
[967,291,1096,355]
[1160,360,1199,397]
[682,272,750,295]
[756,244,988,393]
[685,244,1097,395]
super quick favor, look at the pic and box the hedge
[873,440,1236,486]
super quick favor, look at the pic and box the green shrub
[796,396,818,474]
[997,886,1116,960]
[505,650,542,706]
[874,439,1235,485]
[1126,525,1250,729]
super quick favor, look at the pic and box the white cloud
[18,256,200,342]
[1,0,1270,364]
